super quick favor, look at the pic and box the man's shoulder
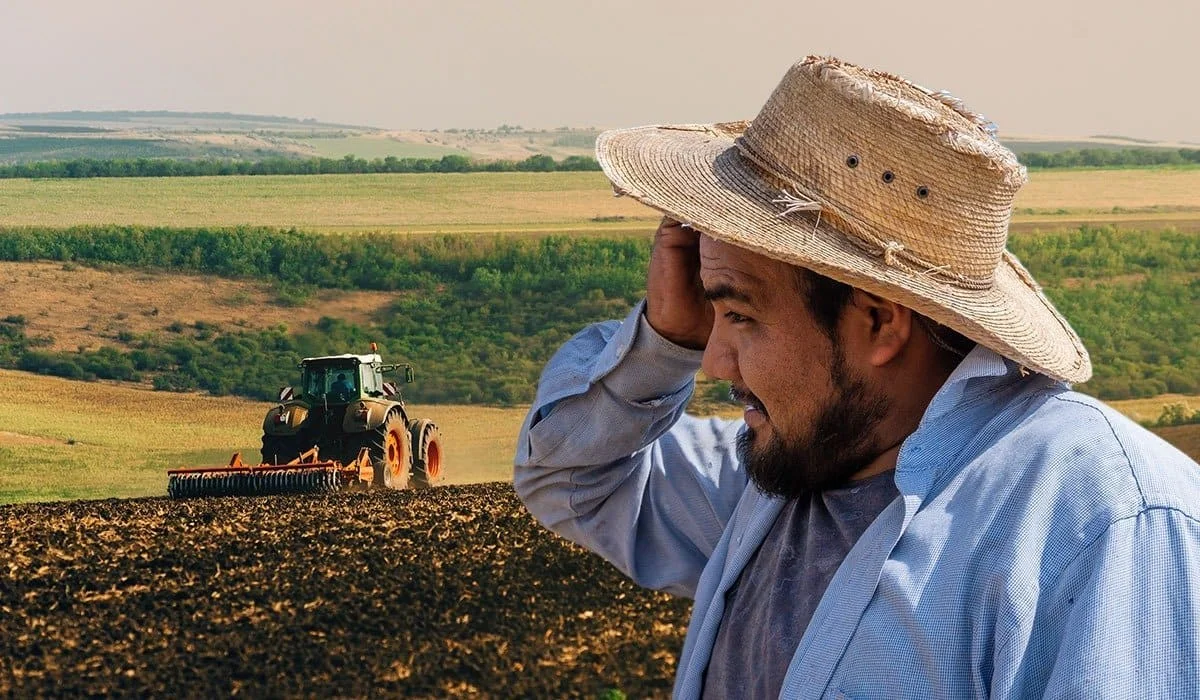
[988,386,1200,521]
[934,385,1199,585]
[1042,390,1199,512]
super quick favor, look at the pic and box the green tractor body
[168,351,444,498]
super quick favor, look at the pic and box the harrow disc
[167,468,346,499]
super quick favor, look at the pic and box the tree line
[0,225,1194,404]
[0,154,601,179]
[1,147,1197,180]
[1019,148,1200,169]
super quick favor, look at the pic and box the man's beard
[734,349,891,498]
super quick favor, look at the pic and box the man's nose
[701,330,739,383]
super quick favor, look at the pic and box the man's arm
[995,506,1200,698]
[513,301,747,598]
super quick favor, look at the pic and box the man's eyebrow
[703,283,756,307]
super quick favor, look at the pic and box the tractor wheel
[371,413,411,490]
[261,434,300,465]
[408,419,444,489]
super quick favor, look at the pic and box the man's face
[698,236,891,497]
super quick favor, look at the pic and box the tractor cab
[296,353,414,404]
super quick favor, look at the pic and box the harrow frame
[167,447,375,498]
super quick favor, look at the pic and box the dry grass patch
[1107,394,1200,424]
[0,431,59,447]
[1015,168,1200,212]
[0,261,398,351]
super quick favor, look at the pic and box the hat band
[733,138,996,291]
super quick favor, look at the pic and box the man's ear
[845,289,912,367]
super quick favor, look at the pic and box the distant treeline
[0,225,1194,404]
[3,147,1199,179]
[0,154,601,179]
[1019,148,1200,168]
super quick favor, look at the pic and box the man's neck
[851,356,959,482]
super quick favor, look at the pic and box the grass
[0,172,655,235]
[0,369,525,504]
[4,169,1200,236]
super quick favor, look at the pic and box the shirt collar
[920,344,1016,426]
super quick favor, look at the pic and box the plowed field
[0,484,690,698]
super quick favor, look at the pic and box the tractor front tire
[261,434,300,465]
[371,413,411,490]
[408,419,444,489]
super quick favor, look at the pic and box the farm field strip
[4,170,1200,235]
[0,369,526,504]
[2,368,1195,504]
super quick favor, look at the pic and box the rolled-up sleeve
[513,301,747,598]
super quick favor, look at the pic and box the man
[330,372,355,395]
[513,56,1200,698]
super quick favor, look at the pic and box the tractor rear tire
[371,413,411,490]
[408,419,444,489]
[261,434,300,465]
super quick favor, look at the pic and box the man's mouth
[729,386,767,418]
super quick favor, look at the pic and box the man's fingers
[656,216,700,247]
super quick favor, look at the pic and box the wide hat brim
[597,124,1091,384]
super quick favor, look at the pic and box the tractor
[168,348,444,497]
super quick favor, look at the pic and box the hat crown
[738,56,1027,289]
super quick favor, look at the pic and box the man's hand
[645,217,714,350]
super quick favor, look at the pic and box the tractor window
[302,367,327,397]
[303,366,358,397]
[361,366,383,396]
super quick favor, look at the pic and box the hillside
[0,112,603,164]
[0,111,376,163]
[0,261,397,352]
[8,111,1192,164]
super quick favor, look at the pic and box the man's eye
[724,311,751,324]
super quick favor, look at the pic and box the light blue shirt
[513,303,1200,699]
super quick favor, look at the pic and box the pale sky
[1,0,1197,142]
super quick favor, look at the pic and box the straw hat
[597,56,1091,383]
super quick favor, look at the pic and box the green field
[5,169,1200,236]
